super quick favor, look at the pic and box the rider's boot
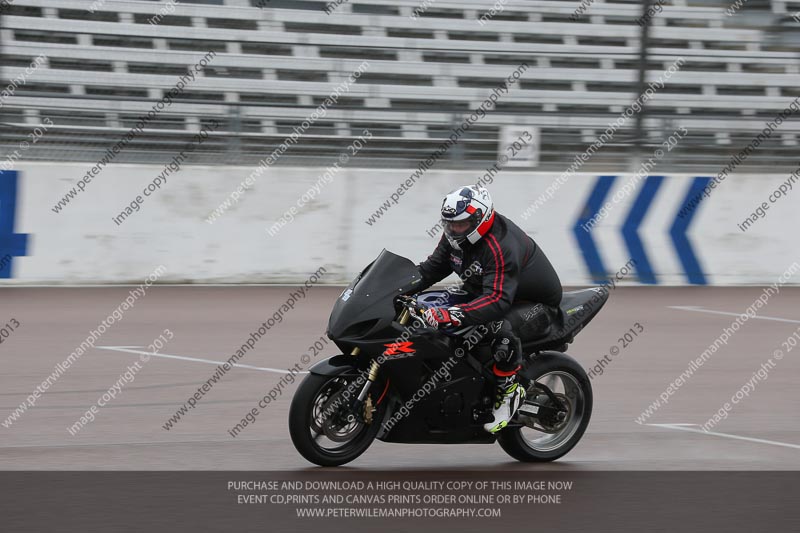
[483,364,526,434]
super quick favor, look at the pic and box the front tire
[289,372,384,467]
[497,352,592,462]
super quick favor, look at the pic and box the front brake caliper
[364,395,374,425]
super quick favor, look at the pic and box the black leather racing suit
[417,212,563,371]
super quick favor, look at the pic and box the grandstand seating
[1,0,798,170]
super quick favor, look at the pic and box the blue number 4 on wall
[0,171,30,278]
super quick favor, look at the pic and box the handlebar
[396,295,429,327]
[397,294,421,314]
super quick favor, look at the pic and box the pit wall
[2,163,798,285]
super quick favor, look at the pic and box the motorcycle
[289,249,608,467]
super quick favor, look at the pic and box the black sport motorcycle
[289,250,608,467]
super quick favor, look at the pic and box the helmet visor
[442,215,479,242]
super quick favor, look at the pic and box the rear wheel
[289,372,385,467]
[497,352,592,462]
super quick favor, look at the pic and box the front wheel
[497,352,592,462]
[288,372,385,467]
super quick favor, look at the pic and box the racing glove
[422,307,464,329]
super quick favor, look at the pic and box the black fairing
[315,250,605,445]
[308,354,365,376]
[328,249,423,347]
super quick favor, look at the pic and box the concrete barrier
[2,162,798,285]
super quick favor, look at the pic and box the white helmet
[440,185,495,249]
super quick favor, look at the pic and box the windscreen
[327,249,423,339]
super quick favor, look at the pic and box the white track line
[669,306,800,324]
[648,423,800,450]
[96,346,310,375]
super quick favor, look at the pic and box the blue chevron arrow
[0,171,29,278]
[622,175,664,284]
[670,177,711,285]
[573,175,616,284]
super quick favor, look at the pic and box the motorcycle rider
[417,185,563,433]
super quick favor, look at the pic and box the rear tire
[289,372,384,467]
[497,352,592,462]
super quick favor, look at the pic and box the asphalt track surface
[1,285,799,471]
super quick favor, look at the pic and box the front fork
[349,306,409,424]
[349,358,381,425]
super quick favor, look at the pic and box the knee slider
[492,336,513,363]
